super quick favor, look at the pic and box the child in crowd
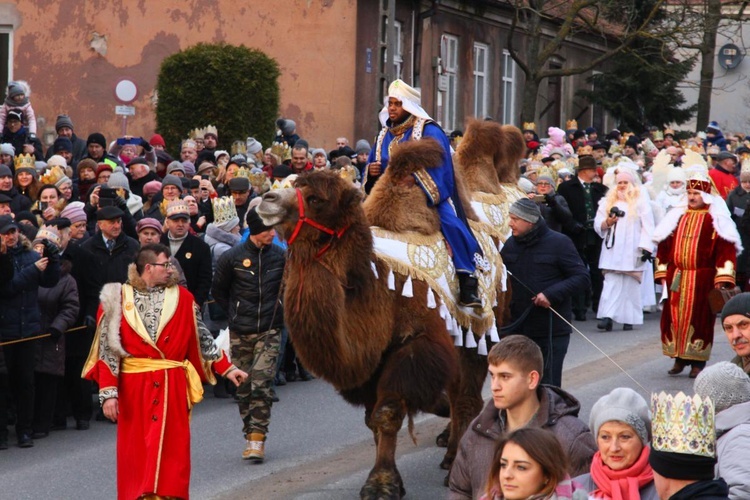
[0,81,37,135]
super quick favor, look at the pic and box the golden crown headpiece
[231,140,247,156]
[40,165,67,186]
[608,144,622,156]
[182,139,197,150]
[577,145,593,157]
[536,166,557,182]
[652,130,664,141]
[165,200,190,219]
[248,171,271,194]
[14,153,35,171]
[664,128,675,137]
[522,122,536,132]
[271,173,298,190]
[234,167,251,179]
[565,119,578,130]
[270,141,292,162]
[203,125,218,138]
[651,391,715,458]
[211,196,238,225]
[338,165,359,184]
[619,132,633,146]
[189,128,204,141]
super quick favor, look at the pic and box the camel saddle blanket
[469,184,526,246]
[371,225,504,353]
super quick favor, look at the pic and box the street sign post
[114,78,139,135]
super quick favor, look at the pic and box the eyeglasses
[536,182,551,186]
[149,261,173,269]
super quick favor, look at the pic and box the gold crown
[234,167,251,179]
[608,144,622,156]
[577,145,593,157]
[536,165,556,181]
[40,165,66,186]
[664,128,675,137]
[272,173,298,190]
[182,139,197,150]
[248,171,271,194]
[203,125,218,137]
[651,391,715,458]
[522,122,536,132]
[619,132,633,146]
[231,140,247,156]
[270,141,292,162]
[211,196,238,225]
[338,165,359,183]
[14,153,35,171]
[189,128,204,141]
[653,130,664,141]
[566,119,578,130]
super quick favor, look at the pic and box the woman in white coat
[595,166,655,330]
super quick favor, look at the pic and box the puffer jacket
[211,238,285,334]
[35,260,79,376]
[0,235,61,340]
[448,385,597,499]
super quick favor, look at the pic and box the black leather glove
[114,196,128,211]
[27,133,37,142]
[41,238,60,259]
[83,315,97,333]
[544,193,556,206]
[139,137,152,151]
[640,250,654,262]
[48,327,62,342]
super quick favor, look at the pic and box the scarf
[515,219,547,247]
[590,446,653,500]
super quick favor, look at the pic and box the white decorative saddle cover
[469,184,526,246]
[371,225,505,355]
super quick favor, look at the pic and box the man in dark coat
[160,199,212,307]
[500,199,590,387]
[556,155,608,320]
[44,114,87,164]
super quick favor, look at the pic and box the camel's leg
[360,394,406,500]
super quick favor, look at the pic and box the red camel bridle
[286,188,350,259]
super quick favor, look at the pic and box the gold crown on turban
[248,171,271,194]
[566,119,578,130]
[14,153,35,171]
[270,141,292,162]
[204,125,218,137]
[40,165,66,186]
[231,140,247,156]
[577,145,593,157]
[651,391,715,458]
[189,128,204,141]
[522,122,536,132]
[211,197,238,225]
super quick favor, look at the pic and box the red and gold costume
[83,268,233,500]
[655,208,737,362]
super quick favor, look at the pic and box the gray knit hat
[106,171,131,192]
[589,387,651,445]
[166,161,185,175]
[355,139,371,155]
[508,198,541,223]
[246,137,263,155]
[518,177,535,195]
[0,143,15,156]
[55,114,74,132]
[161,174,182,191]
[694,361,750,413]
[720,292,750,322]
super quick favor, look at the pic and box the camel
[258,138,507,498]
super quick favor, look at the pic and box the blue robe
[368,120,480,273]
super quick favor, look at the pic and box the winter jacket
[448,385,597,499]
[35,260,79,376]
[45,133,87,164]
[160,232,212,307]
[501,220,590,338]
[211,238,285,334]
[127,170,160,200]
[0,186,32,215]
[670,478,729,499]
[556,178,608,250]
[537,193,576,233]
[0,236,61,340]
[0,125,43,161]
[727,186,750,275]
[573,472,658,500]
[204,223,241,273]
[715,400,750,499]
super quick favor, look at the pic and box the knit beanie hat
[143,180,162,197]
[87,132,107,148]
[95,163,113,178]
[149,134,166,148]
[0,164,11,178]
[106,171,130,192]
[517,177,535,195]
[182,161,195,177]
[161,174,182,191]
[537,174,555,185]
[720,292,750,322]
[508,198,541,224]
[589,387,651,445]
[55,114,74,132]
[246,207,272,235]
[166,161,185,175]
[272,164,293,179]
[0,143,14,156]
[15,165,37,179]
[15,210,38,229]
[77,158,98,176]
[53,137,73,153]
[355,139,371,155]
[136,217,163,234]
[694,361,750,413]
[278,119,296,136]
[246,137,262,155]
[7,81,24,99]
[706,121,722,135]
[54,175,72,189]
[59,201,87,224]
[47,155,68,169]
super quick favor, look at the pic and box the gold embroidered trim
[414,168,441,204]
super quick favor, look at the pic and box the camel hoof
[439,452,454,470]
[360,468,405,500]
[435,426,450,448]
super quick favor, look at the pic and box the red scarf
[590,446,653,500]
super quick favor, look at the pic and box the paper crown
[651,391,715,458]
[211,196,238,225]
[566,119,578,130]
[608,144,622,156]
[664,128,675,137]
[522,122,536,132]
[536,165,556,181]
[248,171,271,194]
[652,130,664,141]
[234,166,251,179]
[188,128,204,141]
[338,164,359,184]
[270,141,292,162]
[33,226,61,246]
[181,139,197,150]
[40,165,67,186]
[203,125,218,138]
[230,140,247,156]
[271,173,298,190]
[577,145,593,157]
[14,153,35,171]
[165,200,190,219]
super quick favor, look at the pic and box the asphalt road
[0,310,735,499]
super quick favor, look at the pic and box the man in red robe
[83,243,247,499]
[654,168,741,378]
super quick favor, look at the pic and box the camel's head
[258,170,363,243]
[455,119,525,184]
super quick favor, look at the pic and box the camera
[38,201,48,212]
[609,207,626,218]
[532,194,546,203]
[201,174,209,180]
[99,187,116,207]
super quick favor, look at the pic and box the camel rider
[364,79,484,307]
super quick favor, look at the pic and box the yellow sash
[121,357,204,409]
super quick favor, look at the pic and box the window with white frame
[473,43,489,118]
[0,26,13,94]
[383,19,404,81]
[442,34,459,131]
[502,50,517,125]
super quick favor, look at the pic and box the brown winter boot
[242,432,265,463]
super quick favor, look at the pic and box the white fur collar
[99,283,129,357]
[653,202,743,254]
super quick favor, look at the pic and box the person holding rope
[82,243,246,499]
[500,198,590,387]
[211,207,285,463]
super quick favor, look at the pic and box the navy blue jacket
[0,238,60,339]
[501,220,590,338]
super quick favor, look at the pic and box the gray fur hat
[589,387,651,445]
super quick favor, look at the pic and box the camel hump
[388,138,445,177]
[456,119,525,184]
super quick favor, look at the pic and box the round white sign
[115,79,138,103]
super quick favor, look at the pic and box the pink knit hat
[143,180,162,197]
[59,201,87,224]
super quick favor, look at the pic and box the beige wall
[8,0,357,151]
